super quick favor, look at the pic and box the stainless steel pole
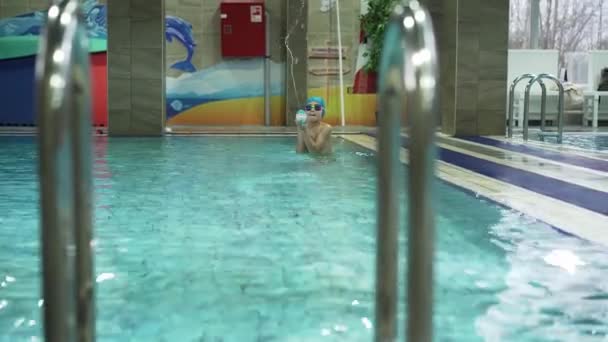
[507,74,536,138]
[375,1,438,341]
[539,79,547,132]
[402,1,438,341]
[375,14,404,342]
[36,1,95,341]
[264,10,271,126]
[71,8,96,342]
[537,73,565,143]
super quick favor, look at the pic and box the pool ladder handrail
[523,73,565,143]
[507,73,543,138]
[507,73,564,143]
[376,1,438,342]
[35,1,95,341]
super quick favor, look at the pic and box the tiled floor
[343,133,608,246]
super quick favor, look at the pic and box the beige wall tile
[1,6,30,17]
[108,48,131,79]
[131,0,162,19]
[108,109,132,135]
[108,17,131,50]
[131,18,163,48]
[107,0,129,18]
[132,47,164,80]
[108,79,131,110]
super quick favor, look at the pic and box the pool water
[560,133,608,151]
[1,136,608,341]
[532,132,608,151]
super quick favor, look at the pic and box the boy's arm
[296,128,307,153]
[302,126,331,152]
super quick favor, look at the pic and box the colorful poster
[0,0,107,59]
[0,0,377,127]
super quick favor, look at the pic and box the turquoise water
[560,133,608,151]
[1,136,608,341]
[533,133,608,151]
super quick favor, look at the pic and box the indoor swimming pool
[1,136,608,341]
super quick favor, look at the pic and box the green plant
[360,0,400,72]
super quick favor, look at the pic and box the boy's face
[305,102,323,123]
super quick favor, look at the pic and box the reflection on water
[0,136,607,341]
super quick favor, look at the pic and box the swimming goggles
[305,104,323,111]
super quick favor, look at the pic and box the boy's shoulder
[321,122,333,130]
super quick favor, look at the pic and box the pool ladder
[376,1,438,341]
[507,73,565,143]
[33,0,438,341]
[36,0,95,341]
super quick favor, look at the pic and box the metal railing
[35,0,95,341]
[523,73,564,143]
[507,73,541,138]
[376,1,438,341]
[264,9,271,126]
[507,73,564,143]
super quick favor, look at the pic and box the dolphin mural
[165,15,197,73]
[84,2,108,38]
[0,2,198,73]
[0,0,107,38]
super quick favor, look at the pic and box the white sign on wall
[250,5,262,23]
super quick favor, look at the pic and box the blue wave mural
[0,1,196,73]
[166,59,285,119]
[0,11,45,37]
[0,0,107,38]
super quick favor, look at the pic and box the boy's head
[305,96,326,123]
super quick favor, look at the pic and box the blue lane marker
[461,136,608,173]
[366,132,608,215]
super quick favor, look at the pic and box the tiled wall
[107,0,165,136]
[428,0,509,136]
[163,0,360,89]
[164,0,286,78]
[0,0,50,17]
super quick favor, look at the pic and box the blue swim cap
[306,96,326,117]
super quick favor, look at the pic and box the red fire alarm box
[220,0,266,58]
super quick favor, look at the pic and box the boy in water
[295,96,333,154]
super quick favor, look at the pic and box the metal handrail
[523,73,564,143]
[375,9,403,341]
[507,73,546,138]
[264,9,271,126]
[35,1,95,341]
[376,1,438,341]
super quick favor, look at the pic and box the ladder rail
[401,2,438,341]
[375,9,404,341]
[375,1,438,341]
[522,77,547,140]
[522,73,565,143]
[507,73,544,138]
[36,1,95,341]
